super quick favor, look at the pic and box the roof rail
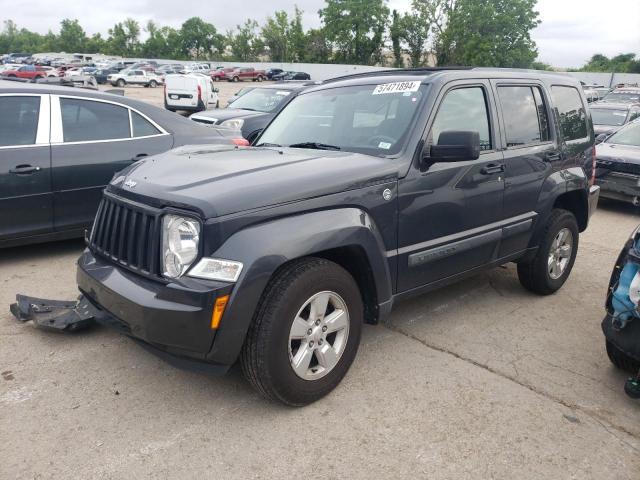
[323,66,473,84]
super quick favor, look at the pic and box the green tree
[228,20,263,61]
[417,0,539,68]
[389,10,403,67]
[58,19,86,52]
[85,33,106,53]
[289,6,307,62]
[107,18,140,56]
[319,0,389,65]
[302,28,332,63]
[262,11,291,62]
[400,9,431,67]
[180,17,223,60]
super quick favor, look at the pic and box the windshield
[607,121,640,146]
[591,108,628,126]
[230,88,293,113]
[257,82,427,156]
[602,91,640,103]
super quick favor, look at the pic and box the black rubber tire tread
[606,340,640,373]
[240,257,363,406]
[517,208,579,295]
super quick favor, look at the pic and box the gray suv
[77,68,600,405]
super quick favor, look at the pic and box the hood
[594,124,620,136]
[596,142,640,165]
[191,108,266,122]
[108,145,398,219]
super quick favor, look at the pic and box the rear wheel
[241,258,363,406]
[517,209,579,295]
[606,340,640,373]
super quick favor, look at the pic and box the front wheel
[116,79,125,87]
[606,340,640,373]
[232,76,239,82]
[149,80,157,88]
[517,208,579,295]
[241,258,363,406]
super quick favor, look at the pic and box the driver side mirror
[424,130,481,164]
[595,133,608,144]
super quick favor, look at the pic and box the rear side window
[551,86,588,141]
[131,111,161,137]
[61,98,130,142]
[498,86,550,147]
[0,96,40,147]
[431,87,492,151]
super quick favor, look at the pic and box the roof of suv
[312,67,577,92]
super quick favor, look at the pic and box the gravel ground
[1,118,639,479]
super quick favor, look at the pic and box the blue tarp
[612,238,640,328]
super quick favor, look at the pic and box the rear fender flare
[205,208,392,364]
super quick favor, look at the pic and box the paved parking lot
[1,199,639,479]
[98,79,275,110]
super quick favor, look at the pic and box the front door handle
[131,153,148,162]
[546,153,562,162]
[9,164,41,174]
[480,163,505,175]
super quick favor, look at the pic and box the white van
[164,73,219,113]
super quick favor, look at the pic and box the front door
[50,95,172,232]
[0,94,53,241]
[397,82,506,292]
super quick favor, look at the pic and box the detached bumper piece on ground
[9,294,100,332]
[602,231,640,399]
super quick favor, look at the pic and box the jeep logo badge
[124,179,137,189]
[383,188,392,201]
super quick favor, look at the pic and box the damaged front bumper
[596,171,640,206]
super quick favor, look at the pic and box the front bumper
[596,172,640,205]
[77,249,233,369]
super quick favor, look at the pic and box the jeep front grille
[90,193,162,276]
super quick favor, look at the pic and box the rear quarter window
[551,86,589,141]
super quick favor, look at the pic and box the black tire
[606,340,640,373]
[149,80,157,88]
[116,78,125,87]
[517,208,579,295]
[241,258,363,406]
[215,100,219,109]
[232,76,239,82]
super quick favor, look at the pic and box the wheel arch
[205,208,393,365]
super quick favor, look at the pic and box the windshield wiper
[255,142,282,147]
[288,142,341,151]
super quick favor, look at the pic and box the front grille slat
[89,195,163,278]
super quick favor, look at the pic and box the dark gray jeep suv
[77,68,600,405]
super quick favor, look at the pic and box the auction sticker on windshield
[373,81,421,95]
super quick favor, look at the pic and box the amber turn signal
[211,295,230,329]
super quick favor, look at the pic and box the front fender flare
[205,208,393,365]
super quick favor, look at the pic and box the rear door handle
[131,153,148,162]
[9,164,41,174]
[480,163,505,175]
[546,153,562,162]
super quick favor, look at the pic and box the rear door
[491,81,557,255]
[0,94,53,240]
[50,95,173,232]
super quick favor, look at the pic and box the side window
[498,86,549,147]
[532,87,550,142]
[131,111,161,137]
[60,98,130,142]
[629,109,640,122]
[551,86,588,141]
[0,96,40,147]
[431,87,491,151]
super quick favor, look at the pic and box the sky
[2,0,639,68]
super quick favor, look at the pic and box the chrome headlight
[188,258,243,282]
[220,118,245,130]
[161,214,200,278]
